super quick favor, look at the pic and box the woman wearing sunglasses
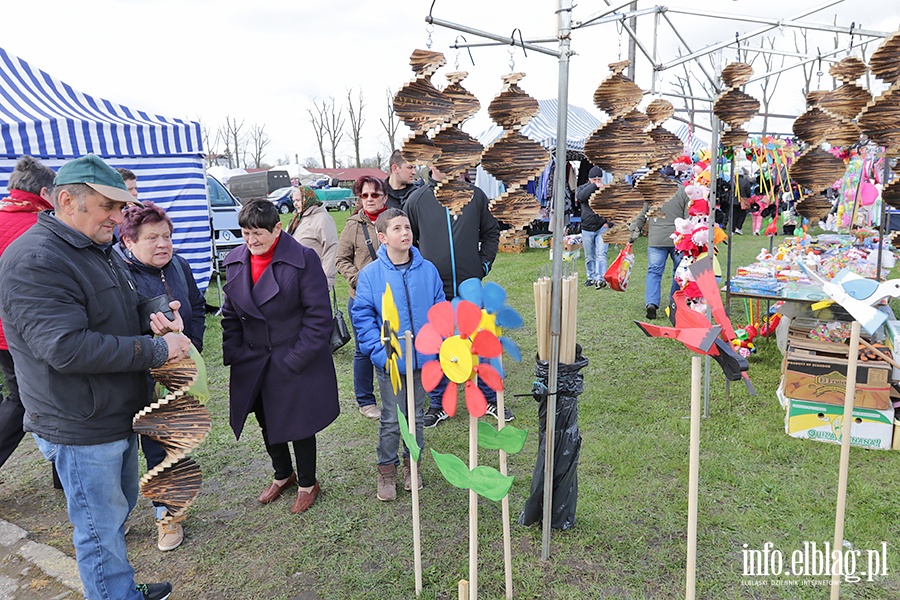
[335,176,388,420]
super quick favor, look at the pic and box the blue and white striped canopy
[477,98,602,153]
[0,46,212,290]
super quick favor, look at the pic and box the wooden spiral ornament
[859,29,900,208]
[133,357,210,524]
[393,50,455,166]
[712,62,760,149]
[432,71,484,214]
[583,61,655,244]
[480,72,548,235]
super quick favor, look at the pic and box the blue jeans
[34,433,143,600]
[348,296,376,408]
[375,368,424,466]
[428,374,497,410]
[645,245,681,308]
[581,226,609,282]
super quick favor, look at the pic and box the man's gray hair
[8,156,55,196]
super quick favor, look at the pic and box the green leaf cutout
[397,406,421,462]
[430,449,514,502]
[477,421,527,454]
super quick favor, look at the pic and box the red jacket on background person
[0,190,52,350]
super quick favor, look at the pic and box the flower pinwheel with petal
[458,278,524,371]
[381,283,403,394]
[414,299,503,418]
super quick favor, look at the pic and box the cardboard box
[549,235,582,252]
[785,398,893,450]
[782,341,892,410]
[549,248,581,262]
[528,234,551,248]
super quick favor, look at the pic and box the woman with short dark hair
[222,199,339,514]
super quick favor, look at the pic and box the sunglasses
[359,192,384,199]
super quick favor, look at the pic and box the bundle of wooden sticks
[533,263,579,363]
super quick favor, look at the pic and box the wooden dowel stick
[686,355,702,600]
[469,412,478,600]
[458,580,469,600]
[831,320,862,599]
[561,277,571,365]
[497,363,513,599]
[404,331,422,596]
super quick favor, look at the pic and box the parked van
[206,175,243,265]
[227,170,291,201]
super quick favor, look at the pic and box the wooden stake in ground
[404,331,423,596]
[830,320,862,599]
[686,355,702,600]
[468,411,478,600]
[496,364,513,600]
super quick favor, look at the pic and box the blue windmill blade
[457,278,484,307]
[481,282,507,313]
[500,336,522,362]
[489,356,505,378]
[495,306,524,329]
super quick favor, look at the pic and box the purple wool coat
[222,231,339,445]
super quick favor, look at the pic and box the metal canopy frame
[426,0,890,563]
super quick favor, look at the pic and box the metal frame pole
[542,0,573,561]
[705,114,721,419]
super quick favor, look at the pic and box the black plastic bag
[518,345,588,531]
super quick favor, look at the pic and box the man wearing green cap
[0,154,189,600]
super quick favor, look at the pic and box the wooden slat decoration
[869,30,900,83]
[792,106,837,145]
[409,49,446,77]
[858,83,900,152]
[819,83,872,122]
[646,127,684,168]
[149,358,198,392]
[481,130,549,190]
[823,119,862,148]
[602,224,632,245]
[829,56,867,83]
[587,179,647,222]
[593,61,643,119]
[790,148,846,191]
[394,77,456,131]
[434,177,476,215]
[623,108,651,131]
[882,178,900,208]
[442,71,481,125]
[487,72,540,129]
[721,62,753,88]
[636,169,680,206]
[795,193,834,220]
[401,132,442,166]
[645,99,675,125]
[584,118,654,175]
[432,127,484,177]
[489,189,542,230]
[140,457,203,520]
[721,127,752,149]
[713,89,761,128]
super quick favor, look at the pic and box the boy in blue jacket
[351,208,445,501]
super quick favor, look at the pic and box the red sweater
[0,190,53,350]
[250,235,280,284]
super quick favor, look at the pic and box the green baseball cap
[54,154,141,205]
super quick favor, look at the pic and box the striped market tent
[0,46,212,290]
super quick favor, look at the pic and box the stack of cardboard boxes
[779,318,898,450]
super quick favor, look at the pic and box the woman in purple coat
[222,199,339,514]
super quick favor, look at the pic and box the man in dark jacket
[575,165,611,289]
[0,156,55,472]
[383,149,421,210]
[0,154,189,600]
[405,166,507,426]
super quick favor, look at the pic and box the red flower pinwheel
[415,300,503,418]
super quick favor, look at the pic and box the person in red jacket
[0,156,56,470]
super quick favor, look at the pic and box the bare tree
[755,37,786,134]
[307,102,328,169]
[380,88,401,153]
[217,116,246,169]
[320,97,345,168]
[301,156,320,169]
[346,88,365,168]
[248,123,271,169]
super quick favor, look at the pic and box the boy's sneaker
[136,582,172,600]
[423,407,448,428]
[646,304,658,320]
[484,403,515,422]
[156,519,183,551]
[583,279,595,287]
[595,280,607,290]
[376,465,397,501]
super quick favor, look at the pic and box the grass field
[2,221,900,599]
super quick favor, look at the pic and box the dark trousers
[255,400,316,487]
[731,206,748,231]
[0,349,25,468]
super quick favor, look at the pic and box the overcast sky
[2,1,897,168]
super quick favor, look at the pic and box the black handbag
[329,288,352,353]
